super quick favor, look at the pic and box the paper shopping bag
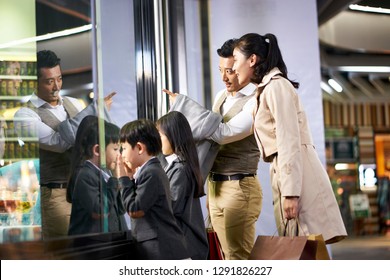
[205,216,224,260]
[307,234,330,260]
[278,219,330,260]
[207,228,225,260]
[248,235,318,260]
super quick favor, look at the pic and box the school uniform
[164,155,209,260]
[68,161,127,235]
[121,157,189,259]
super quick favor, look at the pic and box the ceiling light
[349,4,390,15]
[0,24,92,49]
[338,66,390,73]
[320,81,333,94]
[335,163,350,171]
[328,79,343,92]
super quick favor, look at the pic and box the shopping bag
[249,217,330,260]
[284,218,330,260]
[205,216,224,260]
[307,234,330,260]
[248,235,318,260]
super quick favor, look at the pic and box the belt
[41,183,68,189]
[209,173,256,182]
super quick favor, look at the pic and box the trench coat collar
[258,67,282,88]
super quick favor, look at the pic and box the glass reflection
[0,0,94,243]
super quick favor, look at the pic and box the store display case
[0,60,41,242]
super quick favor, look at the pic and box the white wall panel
[98,0,137,127]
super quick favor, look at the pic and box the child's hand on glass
[115,154,134,179]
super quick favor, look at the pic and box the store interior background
[0,0,389,252]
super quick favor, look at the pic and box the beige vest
[211,91,260,174]
[28,97,80,184]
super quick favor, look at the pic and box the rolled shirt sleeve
[209,97,255,145]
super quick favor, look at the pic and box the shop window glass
[0,0,102,243]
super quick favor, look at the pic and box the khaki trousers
[208,176,262,260]
[40,187,71,239]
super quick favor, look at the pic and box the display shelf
[0,80,37,97]
[0,75,36,80]
[5,137,38,142]
[0,60,37,97]
[2,142,39,159]
[0,55,40,237]
[0,61,37,77]
[0,96,31,100]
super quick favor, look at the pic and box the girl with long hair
[156,111,208,259]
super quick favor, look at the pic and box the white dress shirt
[164,153,178,171]
[14,93,84,153]
[209,83,257,145]
[133,156,157,183]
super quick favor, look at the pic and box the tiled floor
[330,234,390,260]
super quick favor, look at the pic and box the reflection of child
[68,116,127,235]
[119,119,189,259]
[156,111,208,260]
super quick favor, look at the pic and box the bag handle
[282,217,309,237]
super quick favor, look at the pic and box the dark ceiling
[36,0,90,36]
[318,0,390,25]
[317,0,390,103]
[35,0,92,99]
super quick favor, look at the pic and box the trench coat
[254,68,347,244]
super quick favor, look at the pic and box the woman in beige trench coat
[232,33,347,244]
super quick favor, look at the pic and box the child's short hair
[120,119,161,156]
[105,121,120,146]
[77,116,119,159]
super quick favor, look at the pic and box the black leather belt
[210,173,256,182]
[41,183,67,189]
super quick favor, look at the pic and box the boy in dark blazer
[119,119,189,260]
[68,116,127,235]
